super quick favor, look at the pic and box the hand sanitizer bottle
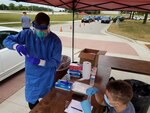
[66,70,70,82]
[90,75,95,86]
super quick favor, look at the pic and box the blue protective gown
[3,29,62,104]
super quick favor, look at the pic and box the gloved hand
[27,56,40,65]
[81,100,91,113]
[86,87,99,96]
[16,45,28,56]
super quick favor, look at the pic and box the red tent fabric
[14,0,150,12]
[79,12,87,15]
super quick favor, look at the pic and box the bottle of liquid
[90,75,95,86]
[66,70,70,82]
[88,75,95,103]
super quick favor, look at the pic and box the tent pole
[72,0,75,62]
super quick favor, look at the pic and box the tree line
[0,3,53,11]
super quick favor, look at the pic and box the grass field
[108,20,150,42]
[0,13,83,22]
[0,13,84,27]
[0,21,66,27]
[0,12,118,23]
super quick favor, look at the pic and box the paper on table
[72,82,91,94]
[65,99,83,113]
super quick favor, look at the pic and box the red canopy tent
[13,0,150,61]
[13,0,150,12]
[79,12,87,15]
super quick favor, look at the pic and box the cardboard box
[79,48,100,66]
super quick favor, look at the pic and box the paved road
[5,20,110,35]
[51,21,110,35]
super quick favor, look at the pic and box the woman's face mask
[35,29,48,38]
[36,30,46,38]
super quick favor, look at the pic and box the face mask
[104,94,114,107]
[36,30,46,38]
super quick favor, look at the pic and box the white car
[0,26,25,81]
[133,16,142,20]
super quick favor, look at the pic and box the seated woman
[81,80,135,113]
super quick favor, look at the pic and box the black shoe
[28,100,39,110]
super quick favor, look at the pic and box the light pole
[2,3,4,10]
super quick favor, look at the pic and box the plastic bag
[57,55,71,71]
[125,79,150,113]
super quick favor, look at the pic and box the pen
[71,106,83,112]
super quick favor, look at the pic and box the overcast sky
[0,0,64,11]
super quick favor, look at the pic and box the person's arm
[95,92,105,105]
[94,86,106,106]
[3,30,26,50]
[21,16,23,23]
[39,38,62,68]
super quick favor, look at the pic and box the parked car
[113,16,125,23]
[94,16,101,21]
[0,26,25,81]
[90,16,95,22]
[81,16,94,23]
[133,16,142,20]
[100,16,104,20]
[101,16,111,23]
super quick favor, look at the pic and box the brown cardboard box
[79,48,100,66]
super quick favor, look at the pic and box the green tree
[9,3,15,10]
[0,4,8,10]
[131,11,135,19]
[143,12,148,24]
[18,4,23,10]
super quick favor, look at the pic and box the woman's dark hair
[34,12,50,26]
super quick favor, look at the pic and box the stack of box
[78,48,100,67]
[68,63,82,78]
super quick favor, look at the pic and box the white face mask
[104,94,114,107]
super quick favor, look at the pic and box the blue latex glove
[81,100,91,113]
[27,56,40,65]
[86,87,99,96]
[16,45,27,56]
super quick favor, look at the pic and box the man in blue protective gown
[3,12,62,110]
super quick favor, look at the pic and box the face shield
[32,21,49,38]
